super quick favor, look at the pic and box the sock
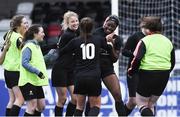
[65,102,76,116]
[124,104,134,115]
[88,106,100,116]
[10,105,21,116]
[55,105,63,116]
[85,101,90,116]
[140,107,153,116]
[115,101,126,116]
[74,109,83,116]
[34,110,41,116]
[5,108,11,116]
[24,112,34,116]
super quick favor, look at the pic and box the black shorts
[4,70,19,89]
[74,76,102,96]
[127,73,139,97]
[100,57,115,78]
[19,83,45,101]
[137,70,170,97]
[51,64,74,87]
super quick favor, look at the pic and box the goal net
[118,0,180,77]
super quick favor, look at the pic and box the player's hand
[106,32,115,42]
[38,71,45,79]
[3,40,11,51]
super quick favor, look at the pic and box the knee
[15,98,24,106]
[9,97,15,104]
[57,96,67,105]
[37,105,45,112]
[112,91,122,101]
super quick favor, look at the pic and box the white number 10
[80,43,95,60]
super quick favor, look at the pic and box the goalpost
[117,0,180,77]
[111,0,119,77]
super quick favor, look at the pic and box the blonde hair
[62,11,78,30]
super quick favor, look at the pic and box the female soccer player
[128,16,175,116]
[18,24,48,116]
[85,15,126,116]
[51,11,79,116]
[122,17,147,115]
[58,17,107,116]
[2,15,29,116]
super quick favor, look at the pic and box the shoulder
[93,27,103,35]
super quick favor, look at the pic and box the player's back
[73,35,106,77]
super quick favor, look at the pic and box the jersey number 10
[80,43,95,60]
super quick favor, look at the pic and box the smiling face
[17,17,29,36]
[34,27,45,42]
[103,20,118,34]
[68,16,79,31]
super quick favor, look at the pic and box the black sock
[65,102,76,116]
[124,104,134,115]
[115,101,126,116]
[34,110,41,116]
[54,105,63,116]
[10,105,21,116]
[140,107,153,116]
[85,101,90,116]
[24,112,34,116]
[5,108,11,116]
[88,106,100,116]
[74,109,83,116]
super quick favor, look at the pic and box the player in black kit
[51,11,79,116]
[85,15,126,116]
[122,17,146,115]
[58,17,108,116]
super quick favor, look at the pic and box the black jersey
[93,27,123,67]
[58,35,107,77]
[55,28,79,68]
[122,31,145,68]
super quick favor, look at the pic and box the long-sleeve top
[22,40,40,75]
[122,31,145,68]
[58,35,107,77]
[128,40,175,76]
[55,28,79,69]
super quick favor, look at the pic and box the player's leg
[74,94,86,116]
[66,85,77,116]
[88,96,101,116]
[148,95,159,115]
[6,89,15,116]
[103,74,126,116]
[55,87,67,116]
[52,66,68,116]
[87,77,102,116]
[35,86,46,116]
[66,70,77,116]
[36,98,46,116]
[11,86,24,116]
[125,73,139,115]
[24,99,37,116]
[136,93,153,116]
